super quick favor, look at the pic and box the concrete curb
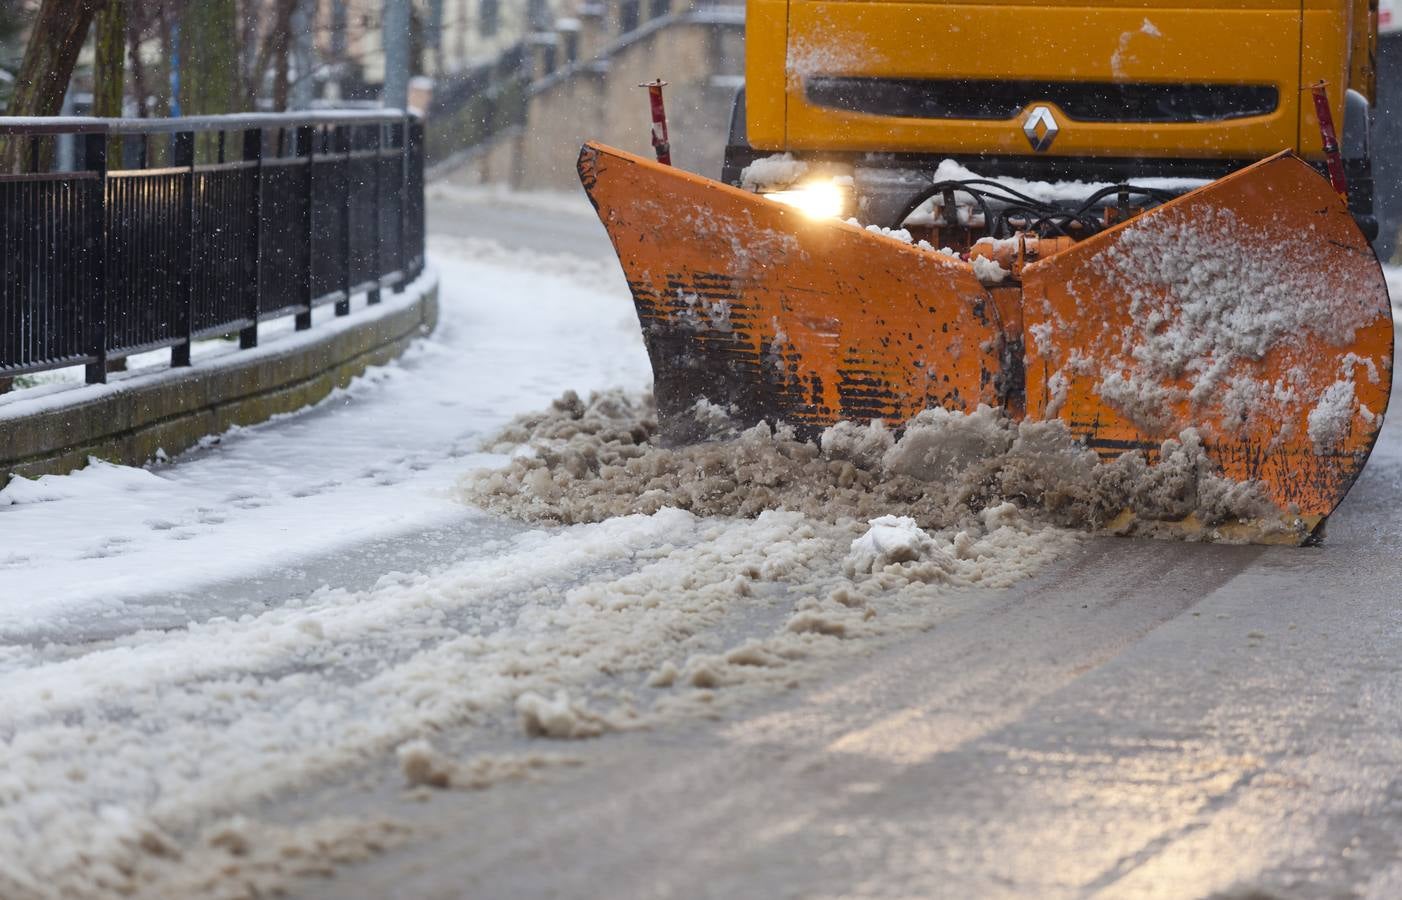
[0,271,440,489]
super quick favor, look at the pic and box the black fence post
[337,124,351,316]
[368,123,382,305]
[395,116,408,294]
[296,124,315,331]
[410,117,424,281]
[83,131,109,385]
[240,128,263,349]
[171,130,194,367]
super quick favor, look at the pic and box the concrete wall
[0,275,439,490]
[457,6,743,190]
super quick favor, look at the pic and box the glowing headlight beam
[762,181,849,220]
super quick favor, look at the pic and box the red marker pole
[639,79,672,166]
[1309,81,1349,203]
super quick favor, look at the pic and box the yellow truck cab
[723,0,1378,235]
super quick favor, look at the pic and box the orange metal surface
[1021,152,1393,526]
[580,142,1392,542]
[577,142,1006,441]
[970,235,1075,279]
[770,1,1308,158]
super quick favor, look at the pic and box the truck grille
[804,78,1279,123]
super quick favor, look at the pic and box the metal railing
[0,111,426,385]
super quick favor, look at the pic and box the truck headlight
[762,179,851,220]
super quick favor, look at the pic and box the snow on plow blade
[579,143,1393,544]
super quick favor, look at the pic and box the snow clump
[843,219,916,244]
[741,154,809,191]
[1307,379,1360,449]
[516,690,614,739]
[971,255,1010,285]
[846,516,942,574]
[397,739,581,790]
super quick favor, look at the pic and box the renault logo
[1023,106,1059,152]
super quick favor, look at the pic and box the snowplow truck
[577,0,1394,544]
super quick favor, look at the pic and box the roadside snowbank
[0,458,168,506]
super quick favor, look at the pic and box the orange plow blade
[579,142,1393,543]
[578,142,1009,443]
[1022,153,1393,540]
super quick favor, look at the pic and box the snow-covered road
[0,236,648,643]
[0,196,669,886]
[3,186,1402,899]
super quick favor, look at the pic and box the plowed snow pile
[462,389,1275,536]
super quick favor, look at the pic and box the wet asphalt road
[284,188,1402,899]
[297,446,1402,899]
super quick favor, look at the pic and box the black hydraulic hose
[889,178,1183,238]
[1066,183,1179,221]
[891,179,1057,231]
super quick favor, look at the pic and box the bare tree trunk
[3,0,104,170]
[244,0,297,111]
[179,0,239,160]
[179,0,239,115]
[238,0,259,94]
[6,0,104,117]
[271,0,293,111]
[94,0,125,165]
[383,0,410,109]
[289,1,314,108]
[128,8,150,119]
[0,0,104,393]
[154,1,173,118]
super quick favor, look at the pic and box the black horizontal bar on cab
[804,77,1279,124]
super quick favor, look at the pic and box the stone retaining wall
[455,8,744,191]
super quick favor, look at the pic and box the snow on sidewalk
[0,236,651,642]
